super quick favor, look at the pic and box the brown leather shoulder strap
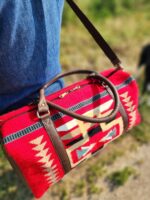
[66,0,121,67]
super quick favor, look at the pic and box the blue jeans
[0,0,64,114]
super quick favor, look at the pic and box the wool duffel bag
[0,0,141,198]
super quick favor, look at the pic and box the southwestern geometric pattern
[55,99,124,168]
[120,91,137,130]
[30,135,60,185]
[100,128,117,142]
[2,77,133,145]
[0,68,141,198]
[77,143,96,159]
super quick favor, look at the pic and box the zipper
[52,81,100,101]
[0,80,101,126]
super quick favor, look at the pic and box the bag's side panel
[101,69,141,129]
[0,111,65,198]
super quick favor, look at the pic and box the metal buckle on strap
[37,110,50,119]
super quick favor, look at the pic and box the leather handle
[38,70,120,123]
[40,69,98,92]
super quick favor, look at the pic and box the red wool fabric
[0,68,141,198]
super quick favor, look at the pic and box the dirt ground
[95,144,150,200]
[38,141,150,200]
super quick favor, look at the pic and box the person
[0,0,64,115]
[137,44,150,94]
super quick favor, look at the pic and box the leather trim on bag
[119,102,129,131]
[41,117,71,174]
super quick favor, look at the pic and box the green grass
[59,187,68,200]
[86,163,106,184]
[88,184,103,195]
[101,150,124,166]
[63,0,150,25]
[130,101,150,144]
[61,9,150,75]
[131,123,150,144]
[74,180,86,197]
[107,167,136,188]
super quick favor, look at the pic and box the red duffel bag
[0,0,141,198]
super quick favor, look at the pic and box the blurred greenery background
[0,1,150,200]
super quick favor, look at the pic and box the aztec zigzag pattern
[120,91,136,130]
[30,135,59,185]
